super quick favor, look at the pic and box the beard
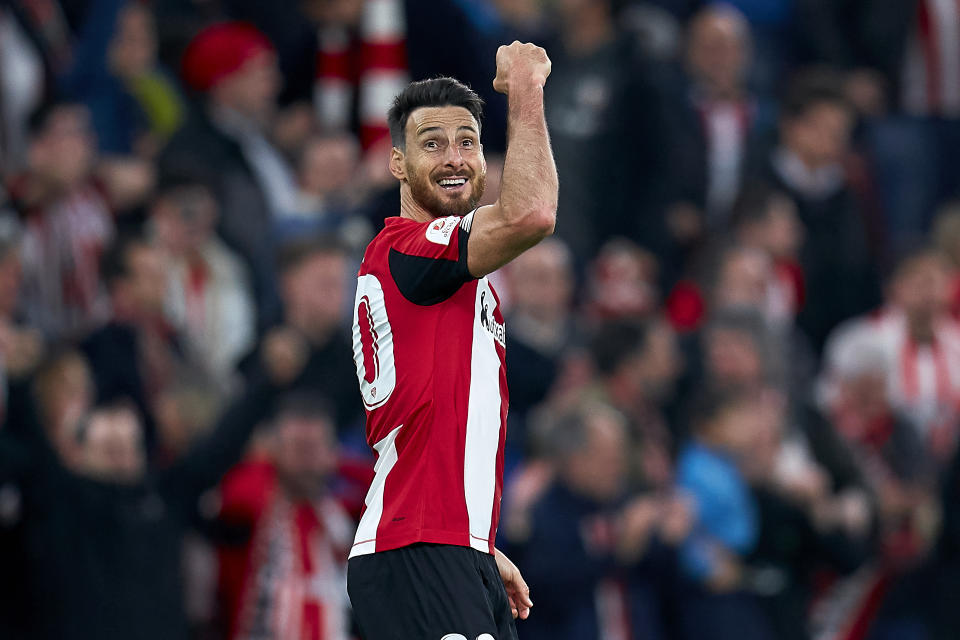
[407,163,486,218]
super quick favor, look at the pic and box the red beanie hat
[181,22,274,92]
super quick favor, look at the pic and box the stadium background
[2,0,960,638]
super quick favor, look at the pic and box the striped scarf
[314,0,409,150]
[235,493,352,640]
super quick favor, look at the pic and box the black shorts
[347,543,519,640]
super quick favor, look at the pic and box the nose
[443,143,465,168]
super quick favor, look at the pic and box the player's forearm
[497,84,558,237]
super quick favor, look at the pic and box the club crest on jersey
[479,290,506,347]
[425,216,461,245]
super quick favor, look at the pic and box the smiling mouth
[437,177,468,190]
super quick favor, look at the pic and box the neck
[399,184,438,222]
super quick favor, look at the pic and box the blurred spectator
[730,182,806,323]
[159,20,291,329]
[240,237,362,438]
[511,403,682,640]
[0,347,82,638]
[304,0,407,150]
[758,70,881,352]
[0,216,43,415]
[700,308,780,394]
[488,0,550,41]
[275,132,373,250]
[667,4,775,236]
[822,249,960,464]
[216,393,353,640]
[543,0,672,262]
[743,387,872,640]
[80,231,192,455]
[61,0,184,156]
[503,237,576,458]
[718,0,796,98]
[818,323,937,538]
[0,0,56,174]
[931,200,960,318]
[675,388,773,640]
[587,319,683,489]
[150,176,255,389]
[29,349,94,467]
[711,240,817,398]
[0,327,307,640]
[10,101,114,339]
[153,367,221,465]
[583,237,660,324]
[796,0,960,246]
[816,320,943,640]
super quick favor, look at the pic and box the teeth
[439,178,466,186]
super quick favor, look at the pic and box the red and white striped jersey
[349,212,508,558]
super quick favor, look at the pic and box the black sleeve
[389,226,475,305]
[160,377,279,509]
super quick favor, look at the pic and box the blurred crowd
[2,0,960,639]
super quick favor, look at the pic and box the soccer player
[347,42,557,640]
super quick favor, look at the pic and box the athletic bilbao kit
[347,212,518,640]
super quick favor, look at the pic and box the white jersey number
[353,274,396,410]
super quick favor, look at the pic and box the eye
[461,139,474,148]
[424,140,439,150]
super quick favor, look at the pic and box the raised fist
[493,41,551,95]
[262,326,309,386]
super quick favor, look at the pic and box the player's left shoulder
[424,215,462,246]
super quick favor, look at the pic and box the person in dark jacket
[510,402,689,640]
[158,21,292,329]
[0,326,309,640]
[238,236,363,442]
[754,70,882,353]
[81,230,188,455]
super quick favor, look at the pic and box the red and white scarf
[903,0,960,116]
[235,493,353,640]
[314,0,409,150]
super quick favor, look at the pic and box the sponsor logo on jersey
[425,216,461,245]
[479,290,506,348]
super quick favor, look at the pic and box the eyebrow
[416,125,479,137]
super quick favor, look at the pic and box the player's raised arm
[467,42,558,278]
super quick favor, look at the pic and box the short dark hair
[276,235,348,276]
[781,68,851,121]
[590,320,649,376]
[27,99,84,138]
[100,231,149,290]
[387,77,484,149]
[730,180,784,230]
[690,387,756,435]
[887,244,951,286]
[275,390,334,425]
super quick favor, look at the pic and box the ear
[389,147,406,182]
